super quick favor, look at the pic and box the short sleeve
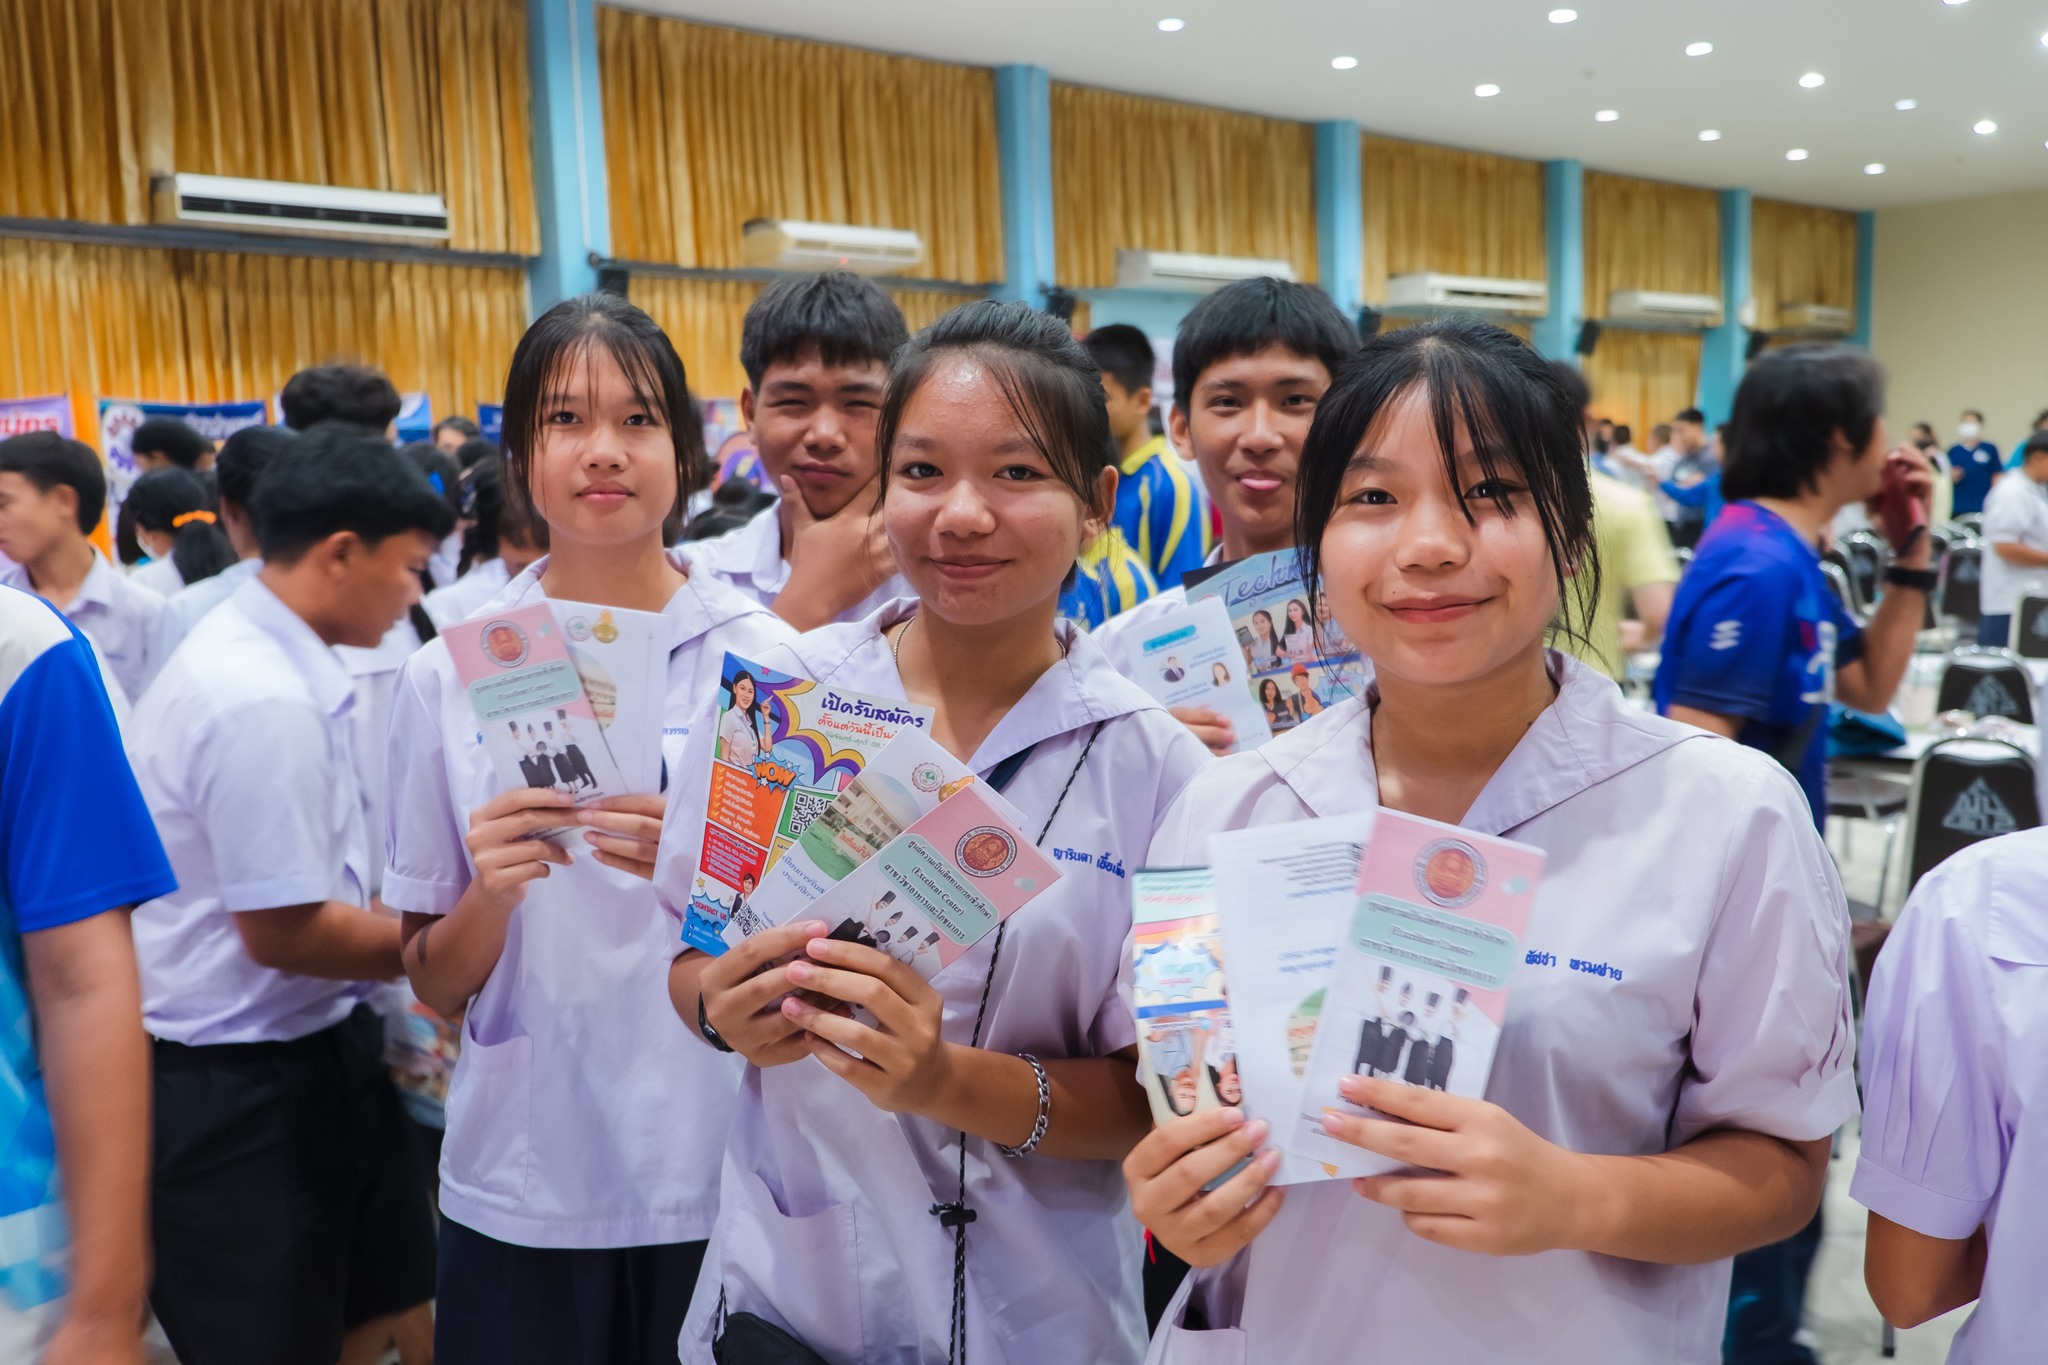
[381,652,474,916]
[1672,759,1858,1144]
[1983,489,2029,546]
[1828,581,1865,666]
[1849,857,2006,1239]
[194,697,348,912]
[1614,498,1680,592]
[0,627,175,931]
[1661,567,1789,722]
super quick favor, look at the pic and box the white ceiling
[622,0,2048,210]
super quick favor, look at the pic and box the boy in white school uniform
[0,433,166,700]
[683,272,915,629]
[130,430,453,1365]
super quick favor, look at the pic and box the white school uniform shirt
[129,555,185,599]
[0,550,165,701]
[130,577,377,1045]
[1142,652,1858,1365]
[1851,828,2048,1365]
[1977,471,2048,616]
[421,556,512,630]
[142,557,261,693]
[652,601,1211,1365]
[336,615,426,895]
[383,550,794,1248]
[681,504,911,625]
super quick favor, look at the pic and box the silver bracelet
[997,1052,1050,1158]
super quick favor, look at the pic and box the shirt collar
[1119,434,1171,478]
[229,576,356,719]
[736,505,789,591]
[72,549,120,612]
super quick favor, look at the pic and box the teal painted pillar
[1314,121,1363,317]
[1697,188,1753,425]
[527,0,610,313]
[992,65,1054,310]
[1851,210,1876,350]
[1531,159,1583,362]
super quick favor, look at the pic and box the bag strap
[931,721,1105,1365]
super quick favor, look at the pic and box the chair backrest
[1905,737,2039,889]
[1934,647,2036,722]
[2014,596,2048,660]
[1843,530,1887,606]
[1820,559,1859,617]
[1939,542,1983,625]
[1953,513,1985,537]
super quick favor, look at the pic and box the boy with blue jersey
[0,584,175,1364]
[1083,325,1208,590]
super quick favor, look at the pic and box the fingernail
[800,920,827,935]
[1220,1107,1245,1127]
[785,962,812,982]
[1338,1075,1363,1099]
[1244,1119,1269,1143]
[1257,1149,1281,1171]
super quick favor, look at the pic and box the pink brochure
[1287,808,1545,1179]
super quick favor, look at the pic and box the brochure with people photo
[1180,549,1369,737]
[444,602,630,842]
[680,653,934,956]
[1288,809,1543,1179]
[1208,812,1374,1184]
[1127,597,1274,753]
[801,783,1061,987]
[1130,868,1235,1128]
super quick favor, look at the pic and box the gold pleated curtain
[1580,174,1719,436]
[1361,137,1545,304]
[1751,200,1858,332]
[1051,85,1317,290]
[628,278,988,402]
[1583,331,1703,441]
[0,239,528,437]
[599,12,1003,284]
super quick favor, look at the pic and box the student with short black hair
[422,457,551,629]
[122,467,236,598]
[1084,323,1208,590]
[131,429,452,1365]
[130,417,213,474]
[434,414,483,458]
[403,440,468,589]
[279,363,405,436]
[454,435,498,469]
[686,271,914,629]
[0,432,165,699]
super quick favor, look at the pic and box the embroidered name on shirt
[1522,949,1624,982]
[1050,846,1126,878]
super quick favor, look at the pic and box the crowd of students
[0,268,2032,1365]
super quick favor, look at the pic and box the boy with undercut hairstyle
[1092,277,1359,754]
[131,427,452,1365]
[685,271,914,629]
[1083,323,1209,590]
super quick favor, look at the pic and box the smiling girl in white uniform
[381,295,793,1365]
[1125,318,1858,1365]
[654,301,1211,1365]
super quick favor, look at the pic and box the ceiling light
[1799,71,1826,89]
[1685,41,1713,56]
[1475,83,1501,97]
[1156,17,1185,31]
[2040,31,2048,47]
[1331,55,1358,69]
[1865,163,1886,175]
[1894,98,1918,110]
[1943,0,1969,6]
[1786,148,1809,161]
[1698,129,1722,141]
[1975,119,1997,134]
[1594,109,1619,122]
[1549,8,1577,22]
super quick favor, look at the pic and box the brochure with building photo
[1130,868,1234,1128]
[680,653,933,956]
[444,602,630,841]
[1127,597,1274,753]
[1208,813,1374,1184]
[1288,809,1542,1179]
[1179,550,1369,739]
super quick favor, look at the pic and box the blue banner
[96,398,269,501]
[478,404,503,445]
[396,392,434,444]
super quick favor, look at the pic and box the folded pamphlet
[1130,868,1235,1127]
[1126,598,1274,754]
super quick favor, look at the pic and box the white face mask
[1959,421,1983,441]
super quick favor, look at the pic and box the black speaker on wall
[1745,330,1774,362]
[1042,287,1078,325]
[1356,306,1383,338]
[1575,319,1602,357]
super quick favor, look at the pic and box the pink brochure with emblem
[1288,808,1544,1179]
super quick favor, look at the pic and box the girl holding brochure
[381,294,794,1364]
[654,301,1211,1365]
[1124,318,1857,1365]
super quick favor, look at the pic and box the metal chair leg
[1882,1319,1897,1357]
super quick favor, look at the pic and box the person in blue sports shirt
[1947,409,2001,517]
[1083,325,1209,590]
[1654,344,1933,1365]
[0,580,177,1365]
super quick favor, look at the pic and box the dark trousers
[435,1216,707,1365]
[1723,1209,1824,1365]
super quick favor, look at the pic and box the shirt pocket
[716,1165,870,1361]
[441,1016,534,1204]
[1150,1325,1248,1365]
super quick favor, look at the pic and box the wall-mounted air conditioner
[741,219,926,275]
[1605,290,1724,330]
[151,173,450,243]
[1384,272,1549,317]
[1776,302,1855,336]
[1113,250,1297,294]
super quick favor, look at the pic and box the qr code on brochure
[784,788,834,840]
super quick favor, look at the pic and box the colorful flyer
[1127,597,1274,754]
[1130,868,1234,1127]
[1180,550,1369,740]
[1288,809,1543,1179]
[680,653,933,956]
[443,603,629,837]
[800,783,1060,984]
[1208,813,1373,1184]
[549,600,667,794]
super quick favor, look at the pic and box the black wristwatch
[1884,565,1939,594]
[697,995,735,1053]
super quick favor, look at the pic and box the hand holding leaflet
[1130,869,1233,1126]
